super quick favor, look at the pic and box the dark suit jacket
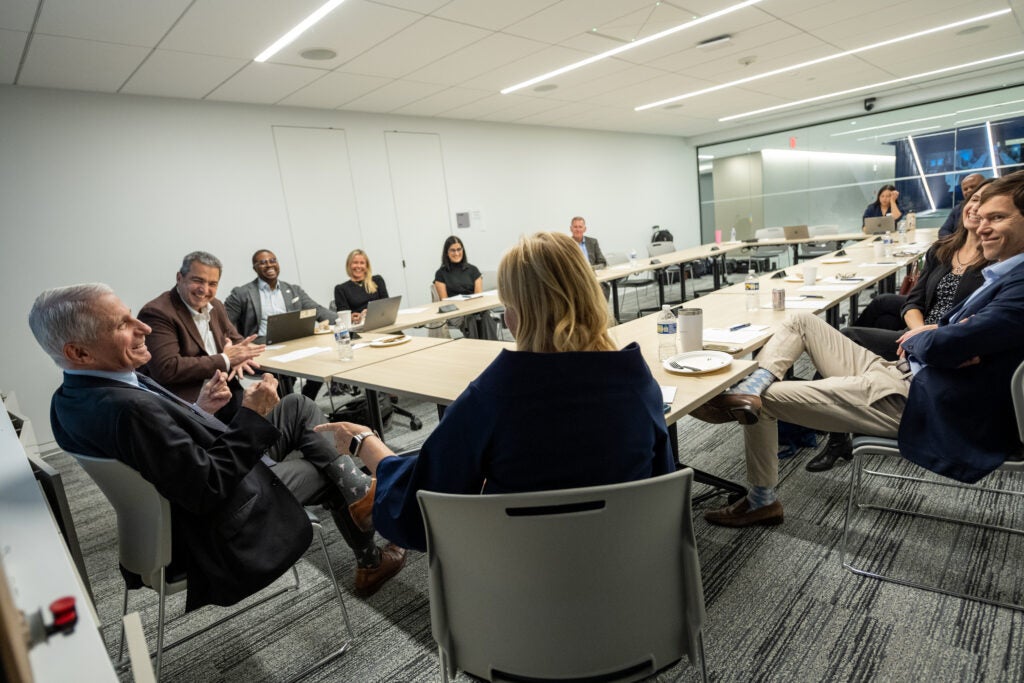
[224,278,332,342]
[138,289,242,403]
[899,260,1024,482]
[938,200,963,237]
[580,236,606,268]
[51,373,312,610]
[900,244,986,322]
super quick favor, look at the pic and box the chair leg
[439,645,452,683]
[697,629,708,683]
[314,522,354,639]
[155,568,167,682]
[116,584,129,662]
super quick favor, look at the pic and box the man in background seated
[225,249,333,399]
[570,216,609,297]
[939,173,985,237]
[29,283,405,604]
[691,172,1024,527]
[138,251,263,421]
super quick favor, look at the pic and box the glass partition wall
[697,85,1024,242]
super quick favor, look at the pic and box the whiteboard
[384,131,453,306]
[272,126,362,309]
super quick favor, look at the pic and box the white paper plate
[663,350,732,375]
[820,257,852,264]
[784,276,816,283]
[370,335,410,347]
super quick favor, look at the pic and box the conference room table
[367,291,504,335]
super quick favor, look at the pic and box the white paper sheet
[703,324,770,343]
[799,285,855,292]
[398,307,427,314]
[266,346,332,363]
[661,386,677,403]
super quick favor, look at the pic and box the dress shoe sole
[704,513,783,528]
[805,450,853,472]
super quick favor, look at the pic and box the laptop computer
[783,225,809,240]
[351,296,403,332]
[265,309,317,344]
[863,216,896,234]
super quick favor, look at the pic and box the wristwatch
[349,430,380,458]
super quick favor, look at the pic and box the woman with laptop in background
[863,183,905,222]
[433,236,496,339]
[315,232,675,551]
[334,249,389,325]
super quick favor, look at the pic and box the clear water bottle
[745,265,760,312]
[908,212,917,231]
[629,249,638,267]
[896,219,907,244]
[883,231,893,258]
[334,315,353,361]
[730,227,737,242]
[657,305,678,361]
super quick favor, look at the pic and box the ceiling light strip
[718,50,1024,122]
[906,135,936,212]
[954,108,1024,125]
[856,125,942,142]
[635,8,1011,111]
[986,121,1000,178]
[500,0,763,95]
[255,0,347,63]
[831,114,952,136]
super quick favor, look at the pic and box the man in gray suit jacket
[225,249,333,399]
[570,216,609,297]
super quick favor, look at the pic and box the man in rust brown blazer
[139,251,265,419]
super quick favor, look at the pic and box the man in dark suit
[138,251,264,417]
[939,173,986,237]
[224,249,333,399]
[691,172,1024,527]
[570,216,609,297]
[31,283,406,604]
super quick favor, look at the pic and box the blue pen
[729,322,751,332]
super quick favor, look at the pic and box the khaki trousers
[743,313,912,487]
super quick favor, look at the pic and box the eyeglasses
[255,258,278,266]
[448,247,464,254]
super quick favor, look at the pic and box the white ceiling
[4,0,1024,139]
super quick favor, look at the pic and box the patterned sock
[726,368,777,396]
[747,486,777,510]
[323,454,372,505]
[354,544,381,569]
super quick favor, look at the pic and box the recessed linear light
[255,0,347,63]
[698,154,715,160]
[857,125,942,142]
[718,50,1024,122]
[634,8,1011,111]
[956,98,1024,114]
[499,0,762,95]
[906,135,937,211]
[954,108,1024,126]
[831,114,952,136]
[986,121,1000,178]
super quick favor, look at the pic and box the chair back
[648,242,675,257]
[755,227,784,241]
[1013,359,1024,444]
[808,224,840,237]
[603,251,627,266]
[70,452,172,589]
[429,283,441,303]
[417,469,704,682]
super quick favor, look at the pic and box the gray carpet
[42,281,1024,682]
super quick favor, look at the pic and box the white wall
[0,85,698,444]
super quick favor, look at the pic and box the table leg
[849,292,860,324]
[611,280,621,323]
[669,422,747,504]
[365,388,385,436]
[826,305,841,328]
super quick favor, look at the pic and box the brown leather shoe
[691,393,762,425]
[704,498,783,527]
[354,543,406,597]
[349,479,376,533]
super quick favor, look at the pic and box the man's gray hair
[29,283,114,367]
[179,251,223,277]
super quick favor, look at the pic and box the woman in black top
[334,249,389,325]
[433,236,482,299]
[433,236,496,339]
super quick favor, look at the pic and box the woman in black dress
[334,249,388,325]
[433,236,495,339]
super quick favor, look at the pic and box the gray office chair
[840,359,1024,611]
[417,468,707,683]
[478,269,507,340]
[752,227,788,270]
[603,251,656,318]
[70,452,354,681]
[800,224,841,259]
[648,241,694,301]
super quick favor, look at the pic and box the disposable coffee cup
[873,242,885,260]
[677,308,703,353]
[803,265,817,285]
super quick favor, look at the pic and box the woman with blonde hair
[316,231,674,551]
[334,249,388,324]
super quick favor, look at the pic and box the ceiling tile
[206,61,327,104]
[279,70,391,108]
[503,0,663,44]
[0,0,39,32]
[18,34,149,91]
[406,32,547,86]
[339,16,490,79]
[0,29,27,83]
[433,0,559,31]
[390,85,492,116]
[366,0,449,13]
[121,49,247,99]
[35,0,191,46]
[340,78,446,112]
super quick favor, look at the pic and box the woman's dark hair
[933,177,995,268]
[441,236,468,268]
[870,184,898,212]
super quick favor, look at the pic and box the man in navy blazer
[570,216,609,297]
[224,249,333,398]
[30,284,406,604]
[691,172,1024,527]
